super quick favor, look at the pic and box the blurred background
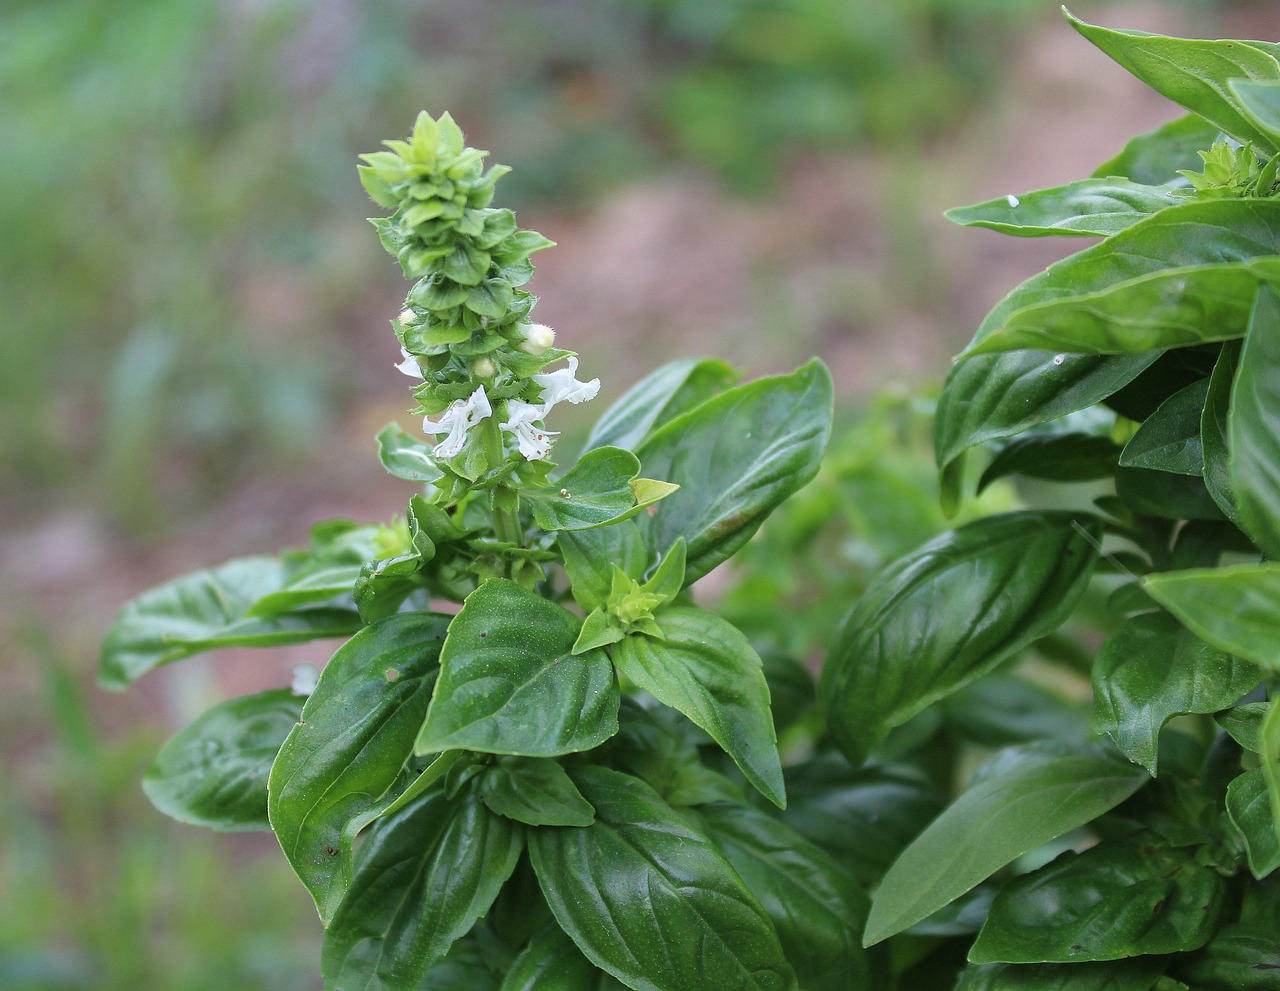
[1,0,1273,987]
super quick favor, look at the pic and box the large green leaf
[862,744,1148,946]
[528,766,796,991]
[935,352,1157,512]
[415,579,619,757]
[1227,767,1280,878]
[499,926,628,991]
[953,957,1169,991]
[631,360,832,583]
[143,688,301,831]
[478,756,595,827]
[268,612,451,922]
[421,934,503,991]
[582,357,737,454]
[946,179,1182,238]
[321,783,523,991]
[100,556,361,688]
[557,520,648,613]
[701,804,875,991]
[1067,12,1280,154]
[1202,341,1241,522]
[1173,921,1280,989]
[782,756,944,884]
[522,447,677,531]
[1230,283,1280,558]
[821,512,1102,764]
[965,260,1280,357]
[1093,611,1260,773]
[979,433,1120,493]
[1232,77,1280,145]
[968,834,1224,963]
[1144,563,1280,670]
[1092,113,1222,185]
[1119,378,1210,475]
[612,606,784,807]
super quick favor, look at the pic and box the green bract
[100,15,1280,989]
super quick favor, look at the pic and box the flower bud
[472,356,497,379]
[398,308,417,327]
[518,322,555,355]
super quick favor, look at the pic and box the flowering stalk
[360,111,599,545]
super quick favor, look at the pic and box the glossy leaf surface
[1227,767,1280,878]
[478,756,595,827]
[528,766,796,991]
[100,556,360,688]
[968,835,1224,963]
[954,957,1168,991]
[822,512,1101,763]
[1092,112,1221,184]
[499,926,627,991]
[632,360,832,583]
[523,447,677,531]
[1202,341,1242,521]
[416,579,619,757]
[978,433,1120,493]
[268,612,450,921]
[946,179,1181,238]
[583,357,737,454]
[612,606,784,807]
[1119,378,1209,475]
[1230,283,1280,558]
[1092,611,1260,773]
[1144,563,1280,670]
[321,784,523,991]
[144,688,301,831]
[863,744,1148,946]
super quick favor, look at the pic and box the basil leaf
[943,674,1090,749]
[1202,341,1241,522]
[979,433,1120,493]
[268,612,450,922]
[558,519,648,613]
[1173,922,1280,990]
[1067,12,1280,153]
[376,423,444,482]
[954,957,1169,991]
[422,934,503,991]
[528,766,796,991]
[321,782,523,991]
[862,743,1148,945]
[1144,563,1280,671]
[100,556,361,688]
[1227,767,1280,878]
[143,688,301,831]
[499,925,628,991]
[968,835,1225,963]
[1092,113,1221,184]
[1093,611,1261,774]
[479,756,595,827]
[583,357,737,454]
[822,512,1101,764]
[416,579,619,757]
[1231,283,1280,558]
[523,447,676,531]
[946,179,1182,238]
[1120,378,1210,475]
[701,804,875,991]
[612,606,784,808]
[633,360,832,583]
[1232,77,1280,145]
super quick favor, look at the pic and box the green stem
[483,415,522,552]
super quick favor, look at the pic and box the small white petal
[422,386,491,458]
[396,346,424,378]
[501,398,558,460]
[533,356,600,410]
[290,663,320,697]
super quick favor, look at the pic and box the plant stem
[484,415,522,552]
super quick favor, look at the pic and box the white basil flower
[424,386,491,458]
[501,398,558,460]
[395,346,424,378]
[533,356,600,410]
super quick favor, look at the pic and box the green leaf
[582,358,738,454]
[1120,378,1210,475]
[1114,464,1225,521]
[979,433,1120,493]
[612,605,784,808]
[935,351,1158,513]
[862,743,1149,945]
[1264,700,1280,860]
[1173,921,1280,989]
[954,957,1169,991]
[782,755,944,885]
[701,804,875,991]
[499,926,628,991]
[479,756,595,827]
[100,556,362,689]
[1144,563,1280,670]
[1227,767,1280,878]
[1217,701,1269,752]
[416,579,619,757]
[421,934,503,991]
[633,360,832,583]
[268,612,451,922]
[821,512,1102,764]
[1202,341,1242,521]
[523,447,676,531]
[1231,283,1280,558]
[943,674,1090,749]
[1232,78,1280,147]
[321,782,523,991]
[143,689,301,831]
[1092,113,1223,185]
[1093,612,1260,773]
[968,834,1225,963]
[1067,12,1280,153]
[946,179,1182,238]
[558,520,648,613]
[376,423,444,482]
[966,261,1279,357]
[528,766,797,991]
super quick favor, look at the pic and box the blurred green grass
[0,0,1234,986]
